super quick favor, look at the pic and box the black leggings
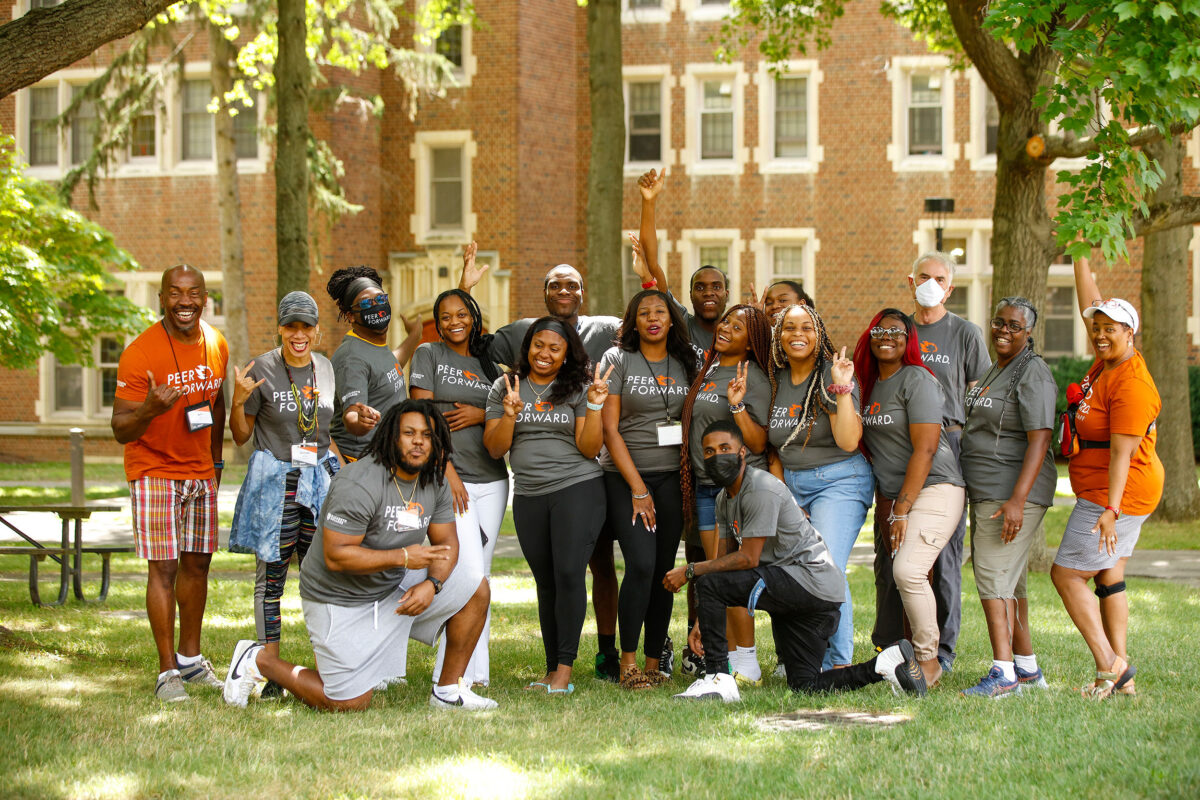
[513,477,606,671]
[604,470,683,658]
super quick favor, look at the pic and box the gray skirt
[1053,497,1146,572]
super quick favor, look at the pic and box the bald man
[111,264,229,702]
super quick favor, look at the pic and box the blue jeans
[783,452,875,669]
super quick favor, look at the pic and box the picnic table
[0,504,128,607]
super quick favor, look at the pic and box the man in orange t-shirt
[111,265,228,702]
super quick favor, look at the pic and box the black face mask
[704,452,743,488]
[359,302,391,331]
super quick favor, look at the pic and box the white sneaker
[223,640,265,708]
[155,669,189,703]
[429,678,499,710]
[674,673,741,703]
[373,676,408,692]
[177,656,223,689]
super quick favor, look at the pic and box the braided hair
[770,304,836,451]
[433,288,500,384]
[617,290,700,388]
[515,317,592,406]
[326,265,383,321]
[984,297,1043,446]
[365,399,452,488]
[679,304,774,523]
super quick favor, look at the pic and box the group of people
[112,169,1162,711]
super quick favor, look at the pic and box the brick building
[1,0,1198,460]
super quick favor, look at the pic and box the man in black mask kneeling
[663,420,928,703]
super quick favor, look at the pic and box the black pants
[514,477,606,671]
[604,470,684,658]
[695,566,883,694]
[871,494,904,647]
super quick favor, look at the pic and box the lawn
[1,551,1198,799]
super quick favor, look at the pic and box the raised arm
[637,169,669,290]
[1074,255,1103,316]
[392,312,423,367]
[457,240,488,293]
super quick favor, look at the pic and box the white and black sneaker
[223,639,265,708]
[659,635,675,677]
[875,639,927,697]
[155,669,189,703]
[177,656,223,689]
[673,673,741,703]
[680,649,706,678]
[429,678,499,710]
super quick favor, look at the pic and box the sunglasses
[990,318,1029,334]
[869,327,907,340]
[354,293,389,312]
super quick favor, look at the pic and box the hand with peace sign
[830,346,854,387]
[501,373,524,418]
[231,361,266,408]
[587,363,616,407]
[726,360,749,408]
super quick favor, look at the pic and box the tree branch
[944,0,1028,109]
[1041,121,1199,161]
[0,0,178,99]
[1132,195,1200,239]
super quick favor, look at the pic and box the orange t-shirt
[114,320,229,481]
[1068,351,1163,516]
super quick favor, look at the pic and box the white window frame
[36,270,226,423]
[680,228,745,303]
[1043,269,1088,359]
[682,0,729,22]
[887,55,958,172]
[749,228,819,302]
[966,68,998,172]
[623,65,675,175]
[170,64,267,176]
[410,130,476,246]
[414,1,477,88]
[754,60,823,174]
[622,0,675,24]
[683,63,748,176]
[1189,228,1200,346]
[388,247,510,336]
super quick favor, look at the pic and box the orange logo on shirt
[868,402,881,415]
[463,370,479,382]
[920,340,938,354]
[788,404,802,418]
[407,502,424,516]
[300,385,318,400]
[656,375,675,386]
[702,381,717,392]
[534,401,554,412]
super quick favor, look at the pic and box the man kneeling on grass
[224,399,496,711]
[663,420,927,703]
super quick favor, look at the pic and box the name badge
[394,508,421,530]
[291,443,318,467]
[656,421,683,446]
[184,401,213,432]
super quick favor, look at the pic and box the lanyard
[639,351,673,421]
[162,321,210,403]
[282,355,318,440]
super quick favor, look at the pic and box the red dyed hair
[851,307,933,415]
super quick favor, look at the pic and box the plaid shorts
[130,476,219,560]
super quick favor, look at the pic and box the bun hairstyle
[326,266,383,320]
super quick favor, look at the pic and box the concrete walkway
[1,489,1198,588]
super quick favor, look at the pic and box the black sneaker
[594,650,619,682]
[259,679,285,700]
[680,648,706,678]
[659,636,675,677]
[875,639,927,697]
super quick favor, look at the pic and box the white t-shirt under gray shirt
[687,361,771,482]
[299,455,454,606]
[769,362,860,472]
[330,333,408,460]
[485,377,601,497]
[861,365,964,500]
[915,312,990,428]
[717,466,846,604]
[242,349,336,462]
[487,315,621,368]
[961,355,1059,507]
[409,342,508,485]
[598,346,691,474]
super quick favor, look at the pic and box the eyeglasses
[869,327,907,340]
[990,318,1029,334]
[354,293,389,311]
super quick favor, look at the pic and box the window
[232,98,258,159]
[755,61,823,173]
[27,86,58,166]
[622,0,671,22]
[435,25,464,68]
[629,0,662,7]
[29,0,61,8]
[684,64,746,174]
[416,1,476,86]
[940,236,971,318]
[750,229,818,304]
[411,130,476,244]
[129,108,156,159]
[984,91,999,156]
[887,56,958,171]
[683,0,729,20]
[181,79,212,161]
[69,86,97,165]
[966,70,999,171]
[628,82,662,163]
[774,77,807,158]
[1042,285,1078,358]
[681,229,744,301]
[698,245,729,272]
[700,79,734,159]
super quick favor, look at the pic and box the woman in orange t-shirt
[1051,257,1163,700]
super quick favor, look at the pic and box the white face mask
[913,278,947,309]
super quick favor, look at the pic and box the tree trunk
[1140,135,1200,521]
[585,0,625,317]
[0,0,177,99]
[275,0,309,301]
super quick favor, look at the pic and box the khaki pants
[891,483,966,661]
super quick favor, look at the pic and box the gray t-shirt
[485,377,601,496]
[299,455,454,606]
[961,355,1059,507]
[687,361,771,482]
[242,349,335,462]
[861,365,964,499]
[667,292,715,355]
[915,313,990,427]
[769,363,860,471]
[488,315,621,368]
[330,333,408,459]
[410,342,507,484]
[716,466,845,604]
[598,346,690,474]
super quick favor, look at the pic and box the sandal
[642,669,671,687]
[618,664,655,690]
[1080,657,1136,700]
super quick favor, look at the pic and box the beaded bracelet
[887,512,909,524]
[828,382,855,396]
[729,402,746,414]
[641,279,657,289]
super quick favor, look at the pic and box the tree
[0,131,151,370]
[275,0,309,300]
[0,0,180,99]
[585,0,625,315]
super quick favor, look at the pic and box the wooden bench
[0,504,128,607]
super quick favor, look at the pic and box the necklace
[528,378,553,405]
[391,473,417,510]
[282,352,318,440]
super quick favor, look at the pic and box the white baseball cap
[1083,298,1139,334]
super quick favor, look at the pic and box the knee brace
[1095,580,1126,599]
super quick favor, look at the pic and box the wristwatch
[424,576,444,595]
[685,563,695,582]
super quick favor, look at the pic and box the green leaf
[1154,2,1179,21]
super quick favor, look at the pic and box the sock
[598,634,617,656]
[176,652,201,666]
[741,645,758,665]
[993,660,1016,682]
[157,668,179,682]
[432,683,460,701]
[1014,654,1038,673]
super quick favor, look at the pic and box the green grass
[1,554,1198,799]
[0,485,130,507]
[0,461,248,488]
